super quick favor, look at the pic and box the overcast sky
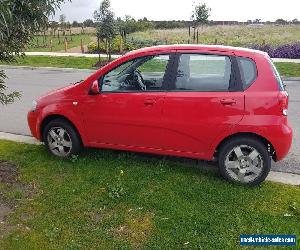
[52,0,300,22]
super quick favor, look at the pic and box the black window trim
[97,53,176,94]
[166,52,243,93]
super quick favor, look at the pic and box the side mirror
[89,80,100,95]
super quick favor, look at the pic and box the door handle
[220,99,236,105]
[144,98,155,106]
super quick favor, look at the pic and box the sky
[52,0,300,22]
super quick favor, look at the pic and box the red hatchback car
[28,45,292,185]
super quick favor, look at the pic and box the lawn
[0,140,299,249]
[1,56,300,77]
[1,56,100,69]
[274,62,300,77]
[27,35,93,52]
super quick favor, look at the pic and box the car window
[269,59,285,91]
[237,57,257,89]
[174,54,232,91]
[101,55,170,92]
[105,60,135,78]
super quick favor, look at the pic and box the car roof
[125,44,267,57]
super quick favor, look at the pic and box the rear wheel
[43,119,82,158]
[218,137,271,186]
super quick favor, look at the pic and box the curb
[0,132,299,186]
[266,171,300,186]
[282,76,300,81]
[0,132,41,145]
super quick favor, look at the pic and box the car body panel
[27,44,293,162]
[79,92,166,149]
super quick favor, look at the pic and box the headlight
[30,100,38,111]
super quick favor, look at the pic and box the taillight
[278,91,289,116]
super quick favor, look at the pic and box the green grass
[0,140,299,249]
[274,62,300,77]
[1,56,99,69]
[1,56,300,77]
[27,35,93,52]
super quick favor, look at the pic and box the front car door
[82,53,174,150]
[162,51,245,159]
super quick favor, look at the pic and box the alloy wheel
[47,127,72,157]
[224,145,264,183]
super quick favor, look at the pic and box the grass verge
[0,140,299,249]
[1,56,300,77]
[1,56,99,70]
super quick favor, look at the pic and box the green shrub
[87,35,124,53]
[87,36,168,53]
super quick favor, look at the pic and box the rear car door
[162,51,245,159]
[82,54,173,150]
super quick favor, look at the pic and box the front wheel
[218,137,271,186]
[43,119,82,158]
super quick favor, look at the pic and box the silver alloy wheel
[224,145,263,183]
[47,127,72,157]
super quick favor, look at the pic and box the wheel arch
[40,114,83,145]
[214,132,276,161]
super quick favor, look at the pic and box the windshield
[105,60,136,78]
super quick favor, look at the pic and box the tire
[43,118,82,158]
[218,137,271,186]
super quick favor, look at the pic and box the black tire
[43,118,82,158]
[218,137,271,186]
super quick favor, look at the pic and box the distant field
[128,25,300,47]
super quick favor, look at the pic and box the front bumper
[27,111,41,140]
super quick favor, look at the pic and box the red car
[28,45,292,185]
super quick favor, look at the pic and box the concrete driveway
[0,66,299,174]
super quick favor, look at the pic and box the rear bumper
[271,122,293,161]
[27,111,42,140]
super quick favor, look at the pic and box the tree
[276,18,288,25]
[59,14,67,34]
[83,19,95,27]
[191,2,211,43]
[0,0,68,105]
[254,19,261,24]
[191,2,211,25]
[94,0,116,61]
[72,21,81,27]
[50,21,59,36]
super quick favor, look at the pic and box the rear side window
[237,57,257,89]
[174,54,232,91]
[269,59,285,91]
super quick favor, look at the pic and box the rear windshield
[269,59,285,91]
